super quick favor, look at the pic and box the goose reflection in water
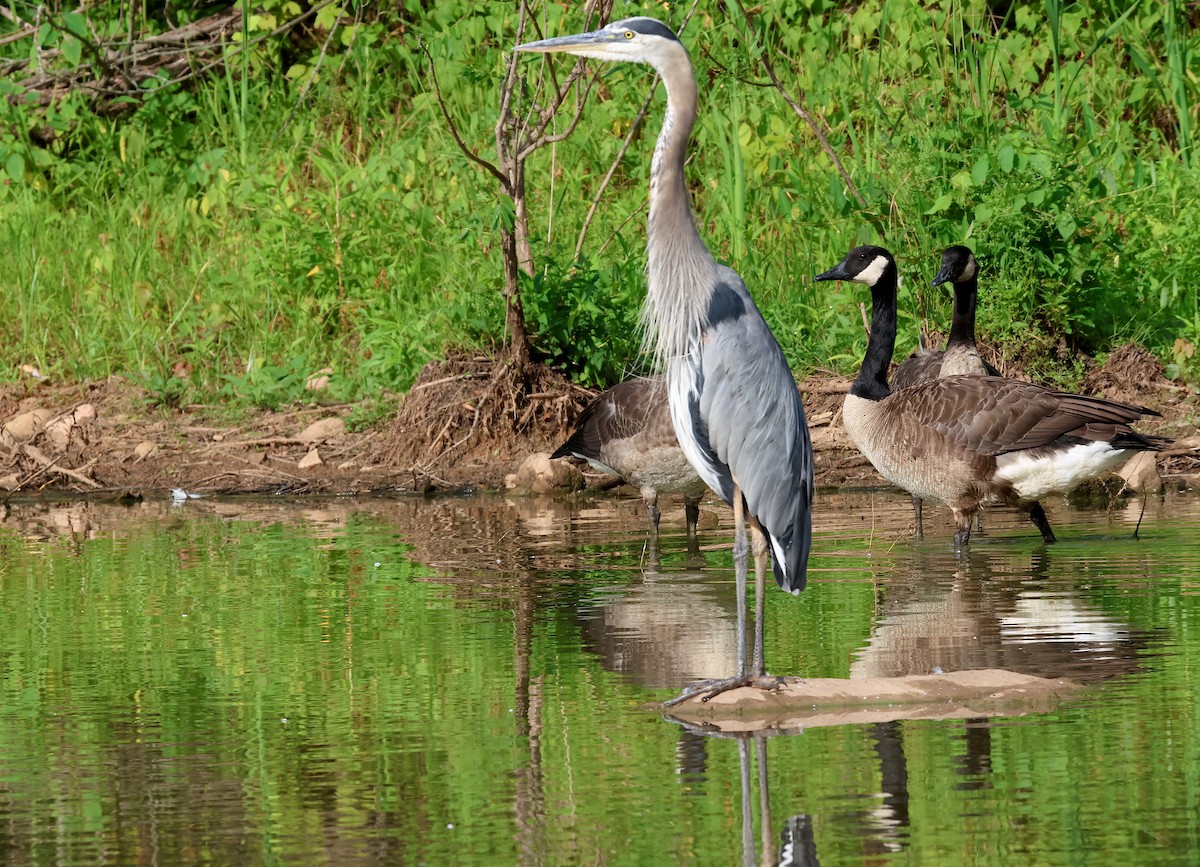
[579,563,738,689]
[849,547,1151,685]
[598,539,1153,864]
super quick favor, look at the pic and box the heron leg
[756,736,774,866]
[738,738,754,867]
[749,519,770,677]
[662,490,790,708]
[912,495,924,539]
[1027,501,1056,544]
[732,485,749,677]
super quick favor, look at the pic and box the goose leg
[1027,501,1056,544]
[952,510,973,547]
[643,488,662,536]
[684,495,701,537]
[912,495,924,539]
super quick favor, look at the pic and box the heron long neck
[852,271,899,402]
[946,277,979,350]
[642,45,715,368]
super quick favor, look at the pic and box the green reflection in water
[0,493,1196,866]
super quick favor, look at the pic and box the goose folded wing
[908,377,1159,456]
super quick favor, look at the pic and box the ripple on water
[0,489,1197,865]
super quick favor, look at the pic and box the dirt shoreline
[2,346,1198,500]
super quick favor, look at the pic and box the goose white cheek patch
[857,255,891,287]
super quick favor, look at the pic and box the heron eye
[624,30,634,39]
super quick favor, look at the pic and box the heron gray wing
[695,267,813,593]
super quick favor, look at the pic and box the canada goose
[814,245,1169,545]
[890,245,1000,390]
[553,377,707,535]
[891,245,1002,537]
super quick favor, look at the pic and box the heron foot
[661,674,791,708]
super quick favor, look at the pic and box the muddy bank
[2,345,1198,498]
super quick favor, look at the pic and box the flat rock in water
[662,669,1079,732]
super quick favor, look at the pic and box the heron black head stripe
[617,17,681,43]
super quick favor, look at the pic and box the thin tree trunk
[500,222,534,375]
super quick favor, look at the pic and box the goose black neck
[946,276,978,349]
[851,267,899,401]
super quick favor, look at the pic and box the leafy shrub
[522,253,645,388]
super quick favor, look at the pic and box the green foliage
[0,0,1199,407]
[523,253,645,387]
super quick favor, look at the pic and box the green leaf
[997,143,1015,173]
[1029,153,1054,176]
[924,192,953,215]
[61,36,82,66]
[248,13,277,32]
[5,152,24,182]
[62,12,88,38]
[974,203,993,224]
[971,154,990,186]
[1056,212,1077,240]
[315,4,344,30]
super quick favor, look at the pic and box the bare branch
[421,39,507,187]
[3,0,342,113]
[514,73,596,163]
[495,0,529,152]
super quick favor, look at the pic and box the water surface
[0,487,1197,865]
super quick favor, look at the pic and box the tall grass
[0,0,1198,408]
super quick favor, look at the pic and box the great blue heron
[890,246,1001,538]
[516,18,813,702]
[552,376,706,536]
[815,245,1168,545]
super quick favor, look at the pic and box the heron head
[814,246,896,288]
[931,245,977,287]
[514,17,682,66]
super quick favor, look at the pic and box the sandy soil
[1,344,1197,499]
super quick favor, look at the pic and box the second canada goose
[814,245,1169,545]
[890,245,1002,537]
[890,245,1000,389]
[553,377,707,535]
